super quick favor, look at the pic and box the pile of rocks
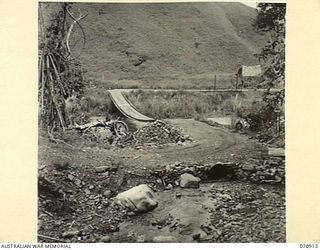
[134,120,190,145]
[117,120,191,147]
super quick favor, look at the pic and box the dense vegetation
[38,3,86,130]
[239,3,286,131]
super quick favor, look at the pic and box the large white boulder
[180,173,200,188]
[115,184,158,213]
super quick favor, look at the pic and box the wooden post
[235,75,238,90]
[214,75,217,90]
[275,108,281,136]
[278,115,281,135]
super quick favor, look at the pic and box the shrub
[237,98,278,131]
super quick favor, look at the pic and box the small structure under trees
[236,65,262,88]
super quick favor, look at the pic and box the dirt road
[39,119,266,171]
[124,119,266,169]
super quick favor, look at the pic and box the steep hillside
[66,3,268,88]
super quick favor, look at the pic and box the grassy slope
[69,2,268,89]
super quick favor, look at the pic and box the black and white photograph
[38,1,286,243]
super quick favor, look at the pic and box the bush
[237,98,278,131]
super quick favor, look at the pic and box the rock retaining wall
[155,157,285,186]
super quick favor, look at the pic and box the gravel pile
[135,120,190,144]
[117,120,191,147]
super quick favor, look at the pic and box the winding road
[126,119,267,168]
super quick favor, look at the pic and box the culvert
[202,162,236,181]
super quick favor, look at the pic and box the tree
[258,3,286,127]
[256,3,286,89]
[38,3,87,131]
[239,4,286,132]
[255,3,286,31]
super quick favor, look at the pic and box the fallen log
[38,234,68,243]
[69,121,107,131]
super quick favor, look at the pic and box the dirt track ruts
[128,119,266,167]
